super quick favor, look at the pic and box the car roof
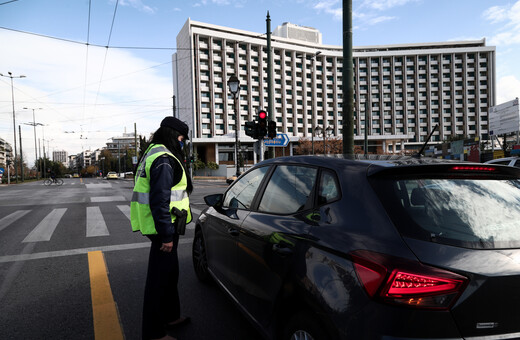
[254,155,520,178]
[484,156,519,163]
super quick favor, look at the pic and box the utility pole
[343,0,354,155]
[266,11,275,159]
[172,95,176,117]
[19,125,24,182]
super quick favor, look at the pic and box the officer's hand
[160,242,173,253]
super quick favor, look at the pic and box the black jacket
[149,155,183,243]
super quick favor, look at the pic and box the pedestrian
[131,116,193,340]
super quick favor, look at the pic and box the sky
[1,0,520,167]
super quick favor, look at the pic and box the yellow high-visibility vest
[130,144,191,235]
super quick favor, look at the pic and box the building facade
[106,132,137,157]
[0,137,13,167]
[173,19,496,164]
[53,150,68,167]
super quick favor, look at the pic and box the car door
[236,164,319,329]
[203,166,270,297]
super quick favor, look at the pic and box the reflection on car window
[222,166,269,210]
[393,178,520,248]
[258,165,317,214]
[318,170,340,205]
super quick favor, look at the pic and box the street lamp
[1,71,26,183]
[23,107,43,180]
[314,125,323,154]
[228,75,241,177]
[325,125,334,154]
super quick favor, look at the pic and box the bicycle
[44,178,64,186]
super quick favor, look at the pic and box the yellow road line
[88,251,124,340]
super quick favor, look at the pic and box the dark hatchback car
[192,155,520,340]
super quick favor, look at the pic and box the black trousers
[142,234,180,340]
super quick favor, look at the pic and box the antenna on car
[414,124,439,158]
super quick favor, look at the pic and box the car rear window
[372,177,520,249]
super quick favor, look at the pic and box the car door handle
[272,243,293,256]
[227,228,239,237]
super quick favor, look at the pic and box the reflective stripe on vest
[131,189,188,205]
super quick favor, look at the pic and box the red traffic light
[258,110,267,119]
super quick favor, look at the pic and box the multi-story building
[173,19,495,164]
[106,132,137,157]
[0,137,13,166]
[53,150,68,167]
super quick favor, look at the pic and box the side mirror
[204,193,223,207]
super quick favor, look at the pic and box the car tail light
[450,166,496,172]
[351,250,467,309]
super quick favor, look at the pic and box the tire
[56,178,64,186]
[43,179,52,186]
[192,228,212,283]
[283,311,330,340]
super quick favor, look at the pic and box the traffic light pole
[266,12,275,159]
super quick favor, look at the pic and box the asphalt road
[0,177,263,340]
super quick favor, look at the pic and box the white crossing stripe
[86,206,109,237]
[91,196,126,202]
[23,208,67,243]
[0,210,31,232]
[117,205,130,220]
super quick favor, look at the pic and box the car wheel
[192,228,211,283]
[283,311,329,340]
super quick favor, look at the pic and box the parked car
[485,156,520,168]
[193,155,520,340]
[106,171,118,180]
[63,174,72,178]
[73,173,79,178]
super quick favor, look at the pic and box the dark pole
[364,100,368,155]
[172,95,176,117]
[267,11,275,159]
[343,0,354,155]
[235,93,240,176]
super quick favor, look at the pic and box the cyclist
[50,171,57,183]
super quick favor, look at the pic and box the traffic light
[257,110,267,139]
[268,120,277,139]
[245,121,258,139]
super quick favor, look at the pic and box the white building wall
[174,19,496,154]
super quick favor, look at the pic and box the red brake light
[351,250,467,309]
[451,166,496,171]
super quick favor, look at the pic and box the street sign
[132,156,138,165]
[0,168,4,175]
[489,98,520,135]
[264,133,289,147]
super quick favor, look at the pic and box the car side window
[258,165,318,214]
[222,166,269,210]
[317,170,340,205]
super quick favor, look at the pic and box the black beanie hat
[160,117,189,139]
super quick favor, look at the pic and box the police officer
[131,116,193,340]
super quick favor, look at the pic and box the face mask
[179,141,184,149]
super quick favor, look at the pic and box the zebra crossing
[0,204,202,244]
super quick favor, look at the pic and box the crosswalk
[0,204,203,244]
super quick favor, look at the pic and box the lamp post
[23,107,43,180]
[325,126,334,154]
[314,125,323,154]
[228,75,241,177]
[1,72,26,183]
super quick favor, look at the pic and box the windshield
[373,178,520,249]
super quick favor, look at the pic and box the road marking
[88,251,124,340]
[86,183,112,189]
[117,205,130,220]
[0,210,31,232]
[91,196,126,202]
[87,207,109,237]
[0,239,193,263]
[22,208,67,242]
